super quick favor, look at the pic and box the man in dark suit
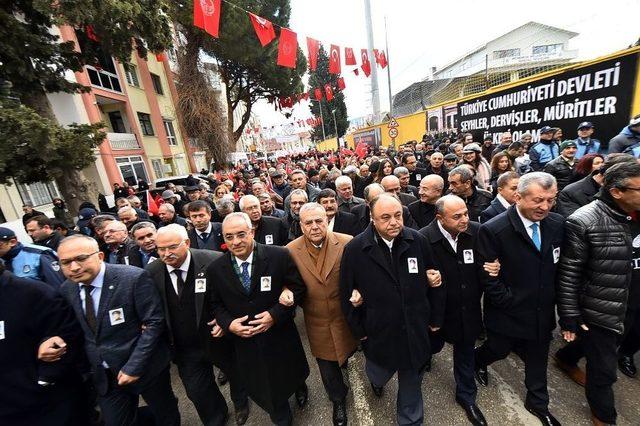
[128,221,159,268]
[157,203,188,228]
[208,213,310,426]
[421,195,499,426]
[409,175,444,229]
[448,166,493,222]
[381,175,418,206]
[317,188,359,236]
[147,224,249,426]
[403,153,428,188]
[475,172,565,426]
[57,235,179,426]
[240,195,287,246]
[335,175,365,213]
[480,171,519,223]
[340,194,441,425]
[394,167,419,198]
[351,183,418,234]
[102,220,136,265]
[186,200,224,251]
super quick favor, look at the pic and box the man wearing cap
[0,227,65,287]
[443,153,458,170]
[543,141,578,192]
[270,170,290,200]
[529,127,560,171]
[573,122,601,159]
[161,190,187,218]
[609,114,640,154]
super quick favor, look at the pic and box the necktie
[173,269,185,297]
[530,223,541,251]
[199,232,209,241]
[240,262,251,293]
[83,285,97,333]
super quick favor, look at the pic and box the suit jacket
[286,232,357,364]
[157,215,188,228]
[188,223,224,251]
[207,243,309,412]
[480,197,508,223]
[403,185,419,199]
[398,191,418,207]
[337,196,365,213]
[351,204,418,235]
[477,206,565,341]
[409,167,428,187]
[332,211,359,236]
[254,216,288,246]
[60,264,170,395]
[408,200,436,229]
[127,246,158,268]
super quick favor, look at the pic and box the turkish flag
[314,88,323,101]
[353,68,360,76]
[360,49,371,77]
[277,28,298,68]
[306,37,320,71]
[379,50,388,68]
[194,0,221,38]
[344,47,356,66]
[86,25,100,42]
[355,141,368,159]
[249,13,276,46]
[146,191,159,217]
[324,84,334,101]
[155,52,165,62]
[337,77,346,90]
[329,44,341,74]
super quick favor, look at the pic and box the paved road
[168,313,640,425]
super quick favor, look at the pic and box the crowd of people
[2,115,640,426]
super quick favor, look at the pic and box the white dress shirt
[437,220,459,252]
[496,194,511,209]
[196,222,213,240]
[79,263,106,315]
[327,216,335,232]
[166,251,192,295]
[234,252,255,278]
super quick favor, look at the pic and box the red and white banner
[306,37,320,71]
[277,28,298,68]
[194,0,221,38]
[249,13,276,46]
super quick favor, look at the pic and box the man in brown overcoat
[283,202,359,426]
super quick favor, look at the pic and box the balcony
[108,132,140,150]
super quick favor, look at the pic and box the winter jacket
[556,174,600,218]
[543,156,576,192]
[529,140,559,171]
[609,126,640,154]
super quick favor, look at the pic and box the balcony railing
[108,132,140,150]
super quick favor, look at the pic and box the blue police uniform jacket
[530,142,559,166]
[4,243,64,287]
[574,137,601,159]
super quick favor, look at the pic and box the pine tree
[308,46,348,145]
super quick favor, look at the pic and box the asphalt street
[167,313,640,425]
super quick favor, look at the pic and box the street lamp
[331,109,339,151]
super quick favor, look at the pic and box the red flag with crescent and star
[314,88,323,101]
[324,84,334,101]
[277,28,298,68]
[360,49,371,77]
[344,47,356,66]
[306,37,320,71]
[194,0,221,38]
[329,44,341,74]
[379,50,388,68]
[249,13,276,46]
[337,77,346,90]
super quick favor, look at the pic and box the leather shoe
[553,354,586,387]
[234,404,249,426]
[525,403,561,426]
[618,354,637,378]
[474,365,488,387]
[295,383,308,408]
[217,370,228,386]
[332,400,348,426]
[456,399,487,426]
[370,382,384,397]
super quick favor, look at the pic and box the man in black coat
[208,213,310,426]
[240,195,287,246]
[128,222,159,268]
[102,220,137,265]
[448,166,492,222]
[381,175,418,206]
[340,194,441,425]
[351,183,418,234]
[480,171,519,223]
[147,225,249,425]
[25,215,63,251]
[543,140,577,192]
[0,265,87,426]
[409,174,444,229]
[157,203,188,228]
[318,188,359,236]
[475,172,565,426]
[186,200,224,251]
[423,152,450,192]
[421,195,499,426]
[403,153,428,188]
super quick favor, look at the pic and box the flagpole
[385,16,393,117]
[364,0,381,122]
[310,99,327,141]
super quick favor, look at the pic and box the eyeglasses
[60,251,100,267]
[156,241,186,253]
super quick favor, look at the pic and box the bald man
[409,175,445,229]
[381,175,417,207]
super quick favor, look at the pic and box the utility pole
[331,109,339,150]
[364,0,380,122]
[385,16,393,117]
[310,99,327,141]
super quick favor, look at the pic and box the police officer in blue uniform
[0,227,65,287]
[573,122,601,159]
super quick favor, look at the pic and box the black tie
[200,232,209,241]
[82,285,97,334]
[173,269,185,297]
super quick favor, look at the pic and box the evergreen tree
[308,46,348,144]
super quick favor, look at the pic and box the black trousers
[269,400,292,426]
[475,331,550,413]
[431,334,477,405]
[175,349,229,426]
[98,366,180,426]
[581,325,619,424]
[619,307,640,357]
[316,358,348,402]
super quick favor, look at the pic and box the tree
[308,46,348,145]
[168,0,307,145]
[0,0,173,213]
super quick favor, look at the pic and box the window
[493,48,520,59]
[150,73,164,95]
[124,64,140,87]
[164,120,177,145]
[116,156,148,187]
[137,112,154,136]
[108,111,127,133]
[151,159,165,179]
[532,44,563,55]
[17,182,61,207]
[77,35,122,92]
